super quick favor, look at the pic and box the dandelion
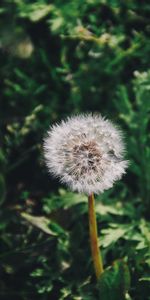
[43,114,128,279]
[44,114,128,194]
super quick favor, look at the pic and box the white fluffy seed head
[43,114,128,195]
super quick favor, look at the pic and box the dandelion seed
[43,114,128,195]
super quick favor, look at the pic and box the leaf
[139,219,150,246]
[97,260,130,300]
[50,16,64,33]
[133,219,150,252]
[21,212,65,236]
[18,3,54,22]
[30,268,45,277]
[96,202,123,216]
[43,190,87,214]
[101,224,129,248]
[139,277,150,282]
[59,190,87,209]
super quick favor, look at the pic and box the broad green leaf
[21,212,66,236]
[18,3,54,22]
[96,202,123,216]
[98,260,130,300]
[43,190,87,214]
[101,225,129,248]
[31,268,45,277]
[139,277,150,282]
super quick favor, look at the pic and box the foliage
[98,260,130,300]
[0,0,150,299]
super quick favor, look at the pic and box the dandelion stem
[88,193,104,279]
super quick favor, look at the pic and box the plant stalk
[88,193,104,280]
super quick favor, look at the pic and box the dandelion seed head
[43,114,128,194]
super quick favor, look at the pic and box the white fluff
[43,114,128,195]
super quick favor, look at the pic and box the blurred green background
[0,1,150,299]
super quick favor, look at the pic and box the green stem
[88,193,104,280]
